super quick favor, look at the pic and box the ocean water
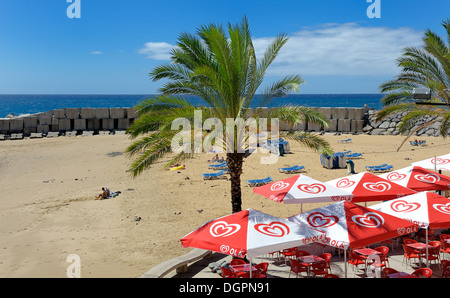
[0,94,384,118]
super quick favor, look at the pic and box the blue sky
[0,0,449,94]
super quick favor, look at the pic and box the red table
[407,243,432,266]
[298,255,325,277]
[229,264,258,277]
[387,272,418,278]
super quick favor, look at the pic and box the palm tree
[126,17,332,213]
[377,19,450,150]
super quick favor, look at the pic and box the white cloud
[254,23,423,76]
[138,42,174,60]
[139,23,423,77]
[90,51,103,55]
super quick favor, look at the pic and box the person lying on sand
[95,187,108,200]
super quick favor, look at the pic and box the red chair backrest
[412,268,432,278]
[255,262,269,273]
[404,239,417,245]
[220,267,237,278]
[230,258,247,266]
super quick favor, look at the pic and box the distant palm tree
[126,17,332,213]
[377,19,450,150]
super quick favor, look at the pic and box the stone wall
[0,106,446,140]
[0,107,136,139]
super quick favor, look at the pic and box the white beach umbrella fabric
[411,153,450,172]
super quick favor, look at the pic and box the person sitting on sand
[95,187,107,200]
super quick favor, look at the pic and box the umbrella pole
[250,257,253,278]
[426,228,429,268]
[344,249,347,278]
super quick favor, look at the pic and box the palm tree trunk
[227,152,244,213]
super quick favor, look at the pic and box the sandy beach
[0,133,449,277]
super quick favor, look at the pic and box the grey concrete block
[65,131,77,137]
[98,131,110,135]
[351,120,365,132]
[307,122,322,132]
[101,119,114,130]
[82,131,94,136]
[0,119,10,133]
[74,119,86,130]
[53,109,66,119]
[109,108,126,119]
[324,119,338,131]
[80,108,97,119]
[10,133,23,140]
[58,119,71,131]
[318,107,332,120]
[37,125,49,134]
[0,134,5,140]
[127,107,137,119]
[66,108,80,119]
[332,107,349,120]
[23,127,36,136]
[95,108,110,119]
[87,119,100,130]
[117,118,130,130]
[23,116,38,128]
[9,118,24,132]
[37,111,53,125]
[348,108,365,120]
[30,133,43,138]
[338,119,351,132]
[47,132,59,138]
[292,121,306,131]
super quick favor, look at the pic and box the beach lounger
[247,177,273,187]
[346,153,362,159]
[365,163,388,170]
[278,165,305,174]
[202,169,228,180]
[338,138,352,143]
[208,162,227,170]
[368,165,393,173]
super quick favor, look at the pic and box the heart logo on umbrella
[362,181,391,192]
[297,183,326,194]
[432,158,450,165]
[306,212,339,228]
[254,222,290,237]
[433,203,450,214]
[390,200,421,213]
[336,178,355,188]
[210,221,241,237]
[387,172,407,181]
[270,181,290,191]
[352,212,385,228]
[414,173,440,184]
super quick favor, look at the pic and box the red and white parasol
[287,201,419,251]
[180,208,326,258]
[326,172,417,203]
[252,174,353,204]
[411,153,450,172]
[378,166,450,192]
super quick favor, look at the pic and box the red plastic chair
[347,252,366,275]
[440,235,450,259]
[310,262,329,278]
[382,267,399,278]
[411,268,432,278]
[402,244,421,268]
[374,246,390,267]
[282,247,298,265]
[403,238,418,245]
[441,260,450,278]
[425,241,441,265]
[230,258,247,266]
[295,250,311,257]
[220,267,238,278]
[318,253,332,273]
[323,273,340,278]
[289,259,309,278]
[254,262,269,278]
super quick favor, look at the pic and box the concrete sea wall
[0,106,446,140]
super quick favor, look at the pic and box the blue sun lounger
[202,169,228,180]
[368,165,393,173]
[346,153,362,159]
[247,177,273,187]
[365,163,388,170]
[208,162,227,170]
[338,138,352,143]
[278,165,305,174]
